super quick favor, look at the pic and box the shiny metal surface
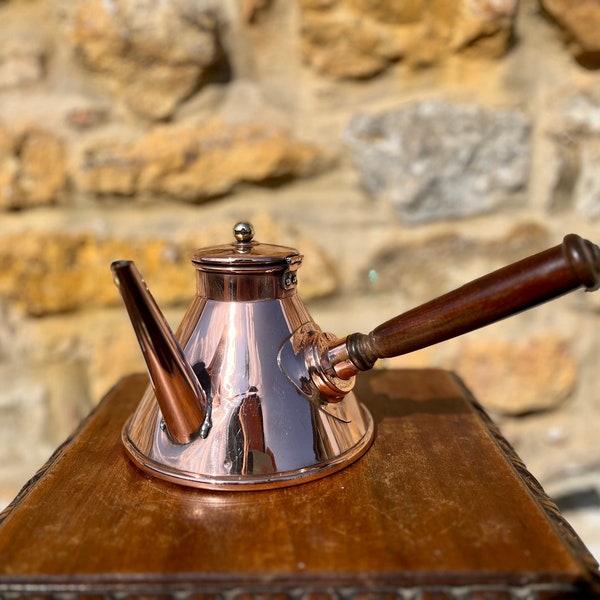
[192,223,303,301]
[114,223,600,491]
[289,325,355,401]
[192,223,301,269]
[233,221,254,242]
[123,294,374,489]
[196,270,299,301]
[116,223,373,489]
[113,223,600,489]
[111,261,207,445]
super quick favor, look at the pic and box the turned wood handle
[346,234,600,371]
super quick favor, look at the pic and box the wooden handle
[346,234,600,371]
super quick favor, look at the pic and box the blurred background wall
[0,0,599,525]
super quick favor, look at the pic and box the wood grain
[0,370,599,598]
[347,235,600,370]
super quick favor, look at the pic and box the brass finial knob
[234,222,254,244]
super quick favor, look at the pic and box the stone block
[362,223,549,298]
[300,0,517,78]
[67,0,227,119]
[0,359,90,500]
[0,232,194,316]
[76,122,328,201]
[574,139,600,219]
[300,7,407,79]
[541,0,600,67]
[451,334,577,415]
[545,84,600,218]
[0,215,337,317]
[549,85,600,136]
[0,124,17,208]
[0,34,45,90]
[344,101,531,224]
[16,128,68,207]
[0,125,67,210]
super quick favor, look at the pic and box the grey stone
[343,100,531,224]
[0,367,52,499]
[575,139,600,219]
[0,358,92,501]
[546,85,600,216]
[554,87,600,135]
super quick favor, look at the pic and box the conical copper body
[117,227,374,490]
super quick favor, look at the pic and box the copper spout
[111,261,207,444]
[316,234,600,398]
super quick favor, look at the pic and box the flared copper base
[122,404,374,491]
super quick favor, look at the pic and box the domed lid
[192,222,302,272]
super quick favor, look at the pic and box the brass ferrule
[304,332,355,402]
[324,339,360,380]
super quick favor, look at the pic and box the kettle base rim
[121,406,375,491]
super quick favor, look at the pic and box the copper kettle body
[112,223,600,490]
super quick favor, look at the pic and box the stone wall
[1,0,599,503]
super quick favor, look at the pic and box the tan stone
[68,0,224,120]
[0,232,191,316]
[449,0,516,57]
[0,126,67,210]
[0,124,13,156]
[0,124,17,208]
[16,306,151,403]
[300,0,516,78]
[76,122,328,201]
[78,141,140,196]
[0,34,45,89]
[16,129,67,207]
[541,0,600,65]
[362,223,550,302]
[241,0,273,23]
[0,367,52,488]
[451,334,578,415]
[346,0,425,24]
[300,5,408,78]
[0,218,337,317]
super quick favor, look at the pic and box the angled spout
[111,260,207,444]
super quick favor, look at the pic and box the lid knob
[234,222,254,244]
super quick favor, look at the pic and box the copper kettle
[112,223,600,490]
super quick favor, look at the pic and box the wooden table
[1,369,599,598]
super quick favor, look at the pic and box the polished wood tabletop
[0,369,599,598]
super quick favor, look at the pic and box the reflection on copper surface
[116,224,600,491]
[111,261,207,444]
[117,224,374,490]
[123,296,373,490]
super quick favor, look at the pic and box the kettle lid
[192,222,301,271]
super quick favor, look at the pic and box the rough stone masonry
[0,0,599,513]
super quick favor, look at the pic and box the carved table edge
[449,371,600,596]
[0,572,599,599]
